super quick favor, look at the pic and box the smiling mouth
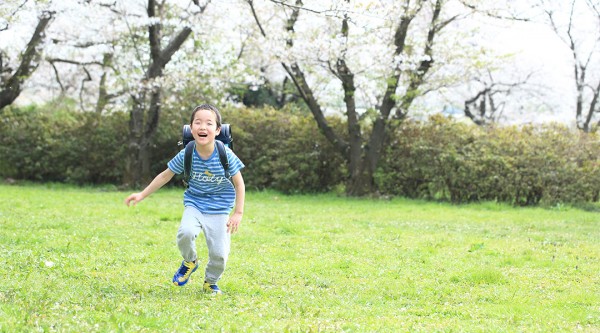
[198,133,208,138]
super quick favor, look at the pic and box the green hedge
[0,104,346,194]
[376,115,600,205]
[220,107,346,194]
[0,105,128,184]
[1,105,598,205]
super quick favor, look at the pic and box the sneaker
[172,260,198,286]
[203,281,222,295]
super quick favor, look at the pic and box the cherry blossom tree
[7,0,250,186]
[244,0,526,195]
[0,2,54,111]
[2,0,206,185]
[122,0,260,186]
[124,0,196,186]
[539,0,600,132]
[5,0,597,191]
[461,71,532,125]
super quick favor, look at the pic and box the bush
[0,103,347,193]
[221,106,346,193]
[1,103,598,206]
[0,103,129,184]
[376,115,600,205]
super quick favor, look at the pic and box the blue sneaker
[172,260,198,286]
[203,281,222,295]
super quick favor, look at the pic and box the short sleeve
[167,149,185,174]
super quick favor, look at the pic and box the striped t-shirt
[168,144,244,214]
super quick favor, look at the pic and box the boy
[124,104,245,294]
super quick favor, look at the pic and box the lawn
[0,184,598,332]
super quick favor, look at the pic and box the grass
[0,183,599,332]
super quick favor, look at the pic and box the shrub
[222,106,346,193]
[376,115,600,205]
[1,103,598,205]
[0,104,129,184]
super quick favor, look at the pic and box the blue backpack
[180,124,233,187]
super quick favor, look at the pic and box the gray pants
[177,206,230,284]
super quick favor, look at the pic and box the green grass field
[0,184,598,332]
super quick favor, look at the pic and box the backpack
[179,124,233,187]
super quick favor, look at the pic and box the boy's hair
[190,104,222,128]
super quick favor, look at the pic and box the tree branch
[588,0,600,17]
[379,0,418,120]
[46,57,105,67]
[268,0,329,14]
[267,1,349,156]
[49,61,65,92]
[393,0,442,120]
[458,0,530,22]
[0,11,54,110]
[1,0,30,31]
[464,71,532,125]
[247,0,267,37]
[585,79,600,129]
[146,26,193,78]
[148,0,162,62]
[79,66,93,112]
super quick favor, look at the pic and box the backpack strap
[183,140,230,187]
[215,140,230,179]
[183,141,195,187]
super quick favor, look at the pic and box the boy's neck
[195,141,214,159]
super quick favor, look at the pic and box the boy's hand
[227,212,243,234]
[124,193,144,207]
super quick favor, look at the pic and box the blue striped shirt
[168,144,245,214]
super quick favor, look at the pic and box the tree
[541,0,600,132]
[2,1,251,186]
[2,0,197,186]
[246,0,487,195]
[463,70,532,126]
[0,7,54,111]
[2,1,129,114]
[125,0,209,187]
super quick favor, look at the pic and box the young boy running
[124,104,245,294]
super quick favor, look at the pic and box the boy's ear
[215,126,221,136]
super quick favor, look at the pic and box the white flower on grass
[44,260,55,268]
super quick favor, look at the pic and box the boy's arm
[227,171,245,234]
[124,168,175,207]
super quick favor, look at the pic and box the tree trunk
[0,12,53,111]
[346,161,375,196]
[95,53,114,114]
[123,0,193,187]
[125,81,166,187]
[247,0,445,196]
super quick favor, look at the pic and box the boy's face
[191,109,221,146]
